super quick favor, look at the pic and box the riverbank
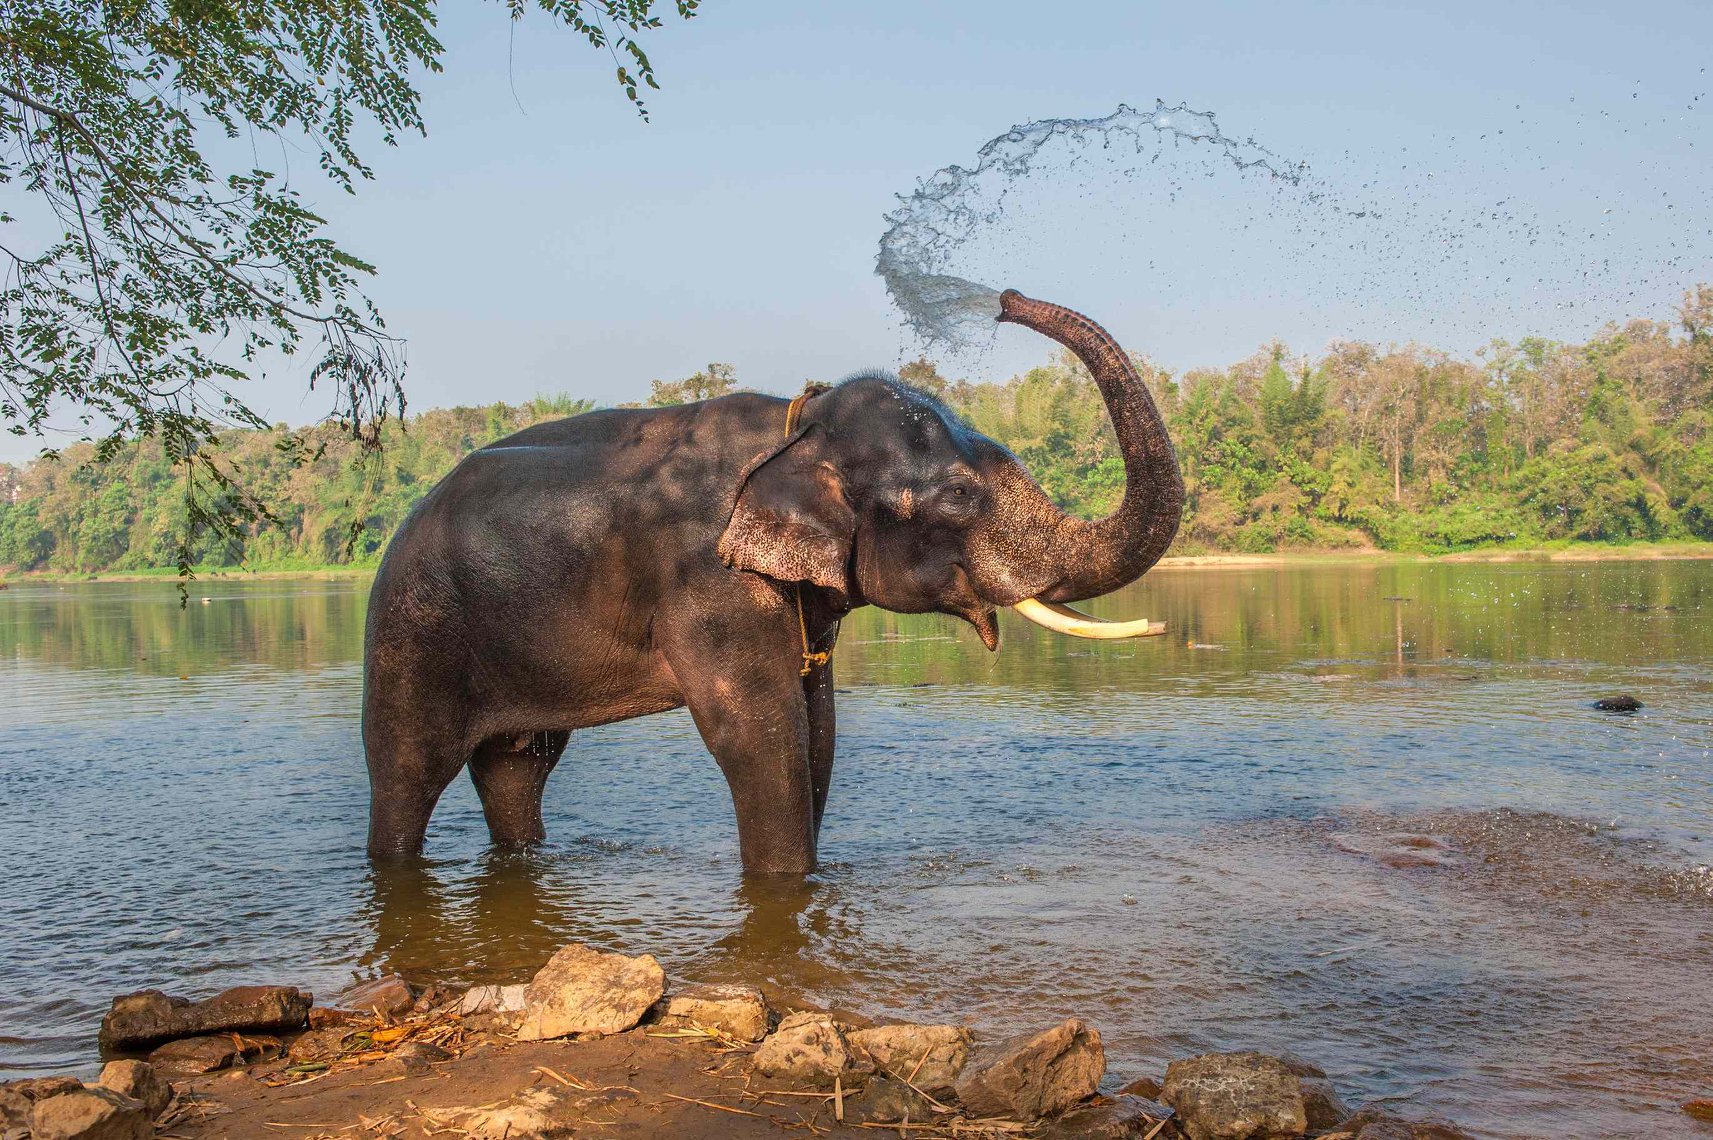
[6,541,1712,585]
[5,948,1492,1140]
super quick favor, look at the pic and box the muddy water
[2,562,1710,1138]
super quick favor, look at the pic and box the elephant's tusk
[1011,597,1167,639]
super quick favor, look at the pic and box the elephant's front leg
[659,598,820,874]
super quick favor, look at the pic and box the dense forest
[3,287,1711,574]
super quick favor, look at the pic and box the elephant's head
[718,290,1184,648]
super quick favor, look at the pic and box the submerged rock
[952,1018,1105,1121]
[341,974,414,1017]
[752,1012,875,1088]
[30,1087,151,1140]
[98,986,311,1053]
[654,982,771,1042]
[95,1062,171,1119]
[516,944,666,1041]
[1162,1051,1345,1140]
[1593,694,1643,712]
[1335,1106,1474,1140]
[1035,1094,1175,1139]
[848,1022,971,1094]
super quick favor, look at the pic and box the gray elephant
[362,291,1182,872]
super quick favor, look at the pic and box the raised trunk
[996,290,1184,603]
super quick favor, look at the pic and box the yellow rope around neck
[785,383,833,677]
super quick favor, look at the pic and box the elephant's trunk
[995,290,1184,604]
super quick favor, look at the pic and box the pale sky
[5,0,1710,460]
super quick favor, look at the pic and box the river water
[2,562,1710,1137]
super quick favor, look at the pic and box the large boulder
[654,983,771,1042]
[952,1018,1105,1121]
[848,1023,971,1095]
[1162,1052,1350,1140]
[752,1012,875,1089]
[516,944,666,1041]
[30,1087,151,1140]
[99,986,311,1053]
[1035,1094,1177,1139]
[95,1062,171,1119]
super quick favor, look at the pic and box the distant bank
[7,541,1712,586]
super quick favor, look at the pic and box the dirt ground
[164,1028,962,1140]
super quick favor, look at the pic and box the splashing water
[875,91,1710,365]
[876,101,1307,347]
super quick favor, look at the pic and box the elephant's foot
[469,731,569,846]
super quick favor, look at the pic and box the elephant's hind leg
[469,730,570,846]
[365,718,471,860]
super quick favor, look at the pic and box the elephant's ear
[719,429,855,598]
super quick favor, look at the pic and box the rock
[1,1087,32,1140]
[1593,694,1642,712]
[146,1034,279,1077]
[1686,1099,1713,1122]
[952,1018,1105,1121]
[458,1085,639,1140]
[30,1087,151,1140]
[285,1027,352,1063]
[412,984,458,1014]
[517,944,666,1041]
[848,1023,971,1095]
[306,1007,359,1030]
[1118,1076,1164,1100]
[5,1077,84,1101]
[1299,1078,1350,1131]
[341,974,414,1017]
[4,1076,87,1138]
[99,986,312,1053]
[1338,1107,1474,1140]
[95,1062,171,1119]
[457,984,528,1017]
[373,1040,451,1078]
[1162,1052,1322,1140]
[654,983,771,1042]
[752,1012,875,1089]
[845,1077,939,1124]
[1035,1095,1176,1139]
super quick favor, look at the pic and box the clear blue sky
[8,0,1712,458]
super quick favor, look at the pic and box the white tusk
[1011,597,1167,639]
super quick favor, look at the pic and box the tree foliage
[0,0,696,575]
[2,289,1712,575]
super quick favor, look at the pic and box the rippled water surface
[3,562,1711,1138]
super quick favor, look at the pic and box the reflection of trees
[0,582,365,675]
[3,562,1706,697]
[834,562,1712,696]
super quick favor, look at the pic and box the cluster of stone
[5,943,1514,1139]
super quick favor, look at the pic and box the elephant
[362,290,1184,872]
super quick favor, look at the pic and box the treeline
[2,289,1711,574]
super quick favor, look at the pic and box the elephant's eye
[951,486,967,496]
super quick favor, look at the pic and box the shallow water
[2,562,1711,1138]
